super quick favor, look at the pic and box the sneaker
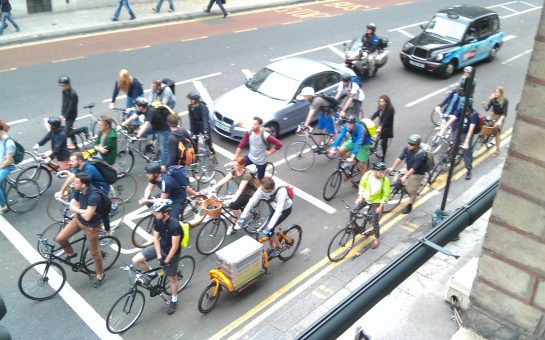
[0,205,8,214]
[142,271,158,285]
[233,223,241,231]
[204,9,210,13]
[152,8,159,12]
[266,248,280,258]
[168,8,175,12]
[130,16,136,20]
[65,252,78,261]
[401,204,412,214]
[92,274,106,288]
[167,301,177,315]
[465,171,472,180]
[226,226,234,236]
[111,17,119,21]
[371,238,380,249]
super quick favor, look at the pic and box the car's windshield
[424,15,467,41]
[245,68,299,101]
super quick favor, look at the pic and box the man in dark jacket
[34,117,70,170]
[58,75,88,147]
[186,91,215,155]
[361,23,381,76]
[165,114,193,167]
[0,0,20,35]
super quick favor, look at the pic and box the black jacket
[188,101,211,134]
[166,128,192,166]
[1,0,12,13]
[61,87,78,122]
[37,126,70,161]
[371,106,394,139]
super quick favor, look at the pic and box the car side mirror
[465,37,477,43]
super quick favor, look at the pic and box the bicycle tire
[371,140,384,161]
[327,228,356,262]
[109,197,125,231]
[181,195,207,227]
[265,162,275,178]
[132,214,154,248]
[383,185,404,213]
[429,159,447,184]
[163,255,195,295]
[6,179,40,214]
[243,199,272,234]
[18,261,66,301]
[106,290,145,334]
[285,141,315,172]
[7,151,38,184]
[16,165,52,195]
[424,130,447,155]
[46,194,69,221]
[323,171,342,201]
[430,107,443,126]
[196,218,227,255]
[112,173,137,203]
[198,282,221,314]
[196,169,225,191]
[472,135,486,157]
[82,236,121,273]
[37,222,66,258]
[115,150,135,176]
[277,224,302,261]
[216,179,238,198]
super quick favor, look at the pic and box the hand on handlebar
[33,144,39,151]
[260,228,273,237]
[109,102,115,110]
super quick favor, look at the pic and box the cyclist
[139,162,197,221]
[328,115,372,176]
[300,87,338,140]
[34,116,70,170]
[361,23,381,76]
[434,84,465,122]
[233,116,282,180]
[0,124,15,214]
[131,199,181,315]
[92,115,117,166]
[335,74,365,119]
[355,162,390,249]
[148,79,176,110]
[237,177,292,258]
[55,172,106,288]
[386,134,427,214]
[457,66,476,101]
[482,86,508,157]
[165,114,192,168]
[135,97,170,165]
[370,95,395,162]
[186,91,215,155]
[210,156,257,235]
[109,69,144,110]
[58,75,89,148]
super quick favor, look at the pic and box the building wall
[465,6,545,340]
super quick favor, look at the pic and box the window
[490,16,500,33]
[27,0,52,14]
[478,18,492,38]
[315,72,341,92]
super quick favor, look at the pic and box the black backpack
[88,158,118,184]
[7,138,25,164]
[162,78,176,95]
[96,189,112,216]
[315,94,339,111]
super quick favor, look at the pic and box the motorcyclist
[361,23,381,76]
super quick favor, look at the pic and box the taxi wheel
[441,61,457,79]
[486,46,498,62]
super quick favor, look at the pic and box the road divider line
[501,49,533,64]
[500,6,542,19]
[0,67,17,73]
[234,28,258,33]
[193,80,213,106]
[281,20,303,25]
[51,56,84,63]
[0,216,121,340]
[328,45,345,59]
[270,40,350,61]
[181,36,208,42]
[241,69,254,79]
[388,20,427,32]
[7,118,28,125]
[119,45,150,52]
[503,34,516,42]
[405,84,453,108]
[499,4,518,13]
[396,29,414,38]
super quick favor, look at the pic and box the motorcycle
[344,37,389,78]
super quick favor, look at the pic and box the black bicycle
[327,201,374,262]
[106,258,195,334]
[427,140,464,184]
[383,170,430,213]
[284,123,336,172]
[322,157,362,201]
[19,233,121,301]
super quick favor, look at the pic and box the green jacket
[358,171,390,204]
[94,128,118,165]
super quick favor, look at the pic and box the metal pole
[440,69,476,210]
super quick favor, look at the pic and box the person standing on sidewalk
[112,0,136,21]
[0,0,20,35]
[204,0,228,18]
[153,0,174,13]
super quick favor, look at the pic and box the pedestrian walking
[204,0,228,18]
[0,0,20,35]
[112,0,136,21]
[153,0,174,13]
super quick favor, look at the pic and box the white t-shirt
[0,136,15,164]
[337,81,365,102]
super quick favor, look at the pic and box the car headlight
[435,53,444,61]
[402,42,413,52]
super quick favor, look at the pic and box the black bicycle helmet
[151,199,173,213]
[346,115,358,124]
[408,134,422,145]
[144,162,162,174]
[187,91,201,100]
[58,75,70,85]
[367,23,376,31]
[341,74,352,82]
[133,97,149,107]
[373,162,387,171]
[47,116,62,128]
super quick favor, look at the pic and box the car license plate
[409,60,425,68]
[215,121,230,133]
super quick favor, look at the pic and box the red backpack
[273,185,295,200]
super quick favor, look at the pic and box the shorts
[317,113,336,134]
[405,173,425,196]
[341,141,370,163]
[141,246,180,277]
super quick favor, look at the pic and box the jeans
[460,132,474,172]
[56,218,103,275]
[0,12,20,35]
[113,0,136,20]
[155,0,174,11]
[244,155,266,180]
[0,165,15,206]
[142,127,169,164]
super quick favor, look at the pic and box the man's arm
[137,121,150,138]
[70,200,97,221]
[0,152,13,169]
[265,134,282,157]
[58,173,76,197]
[233,132,249,160]
[165,235,181,264]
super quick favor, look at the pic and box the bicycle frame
[38,235,96,277]
[118,129,159,163]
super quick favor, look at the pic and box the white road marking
[501,49,533,64]
[500,6,542,19]
[0,216,121,340]
[387,21,427,32]
[212,144,336,214]
[404,84,453,108]
[503,34,516,42]
[270,40,350,61]
[193,80,213,106]
[6,119,28,125]
[328,45,345,59]
[241,69,254,79]
[396,29,414,38]
[499,4,518,12]
[519,1,539,8]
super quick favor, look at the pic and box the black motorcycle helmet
[373,162,387,171]
[58,76,70,86]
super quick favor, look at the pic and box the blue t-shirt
[73,162,109,195]
[399,146,427,175]
[153,174,187,202]
[74,184,103,228]
[453,108,479,134]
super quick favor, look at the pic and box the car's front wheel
[264,122,279,138]
[441,60,457,79]
[486,46,498,62]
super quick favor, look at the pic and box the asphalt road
[0,0,542,338]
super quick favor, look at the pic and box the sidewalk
[0,0,309,47]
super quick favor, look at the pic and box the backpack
[151,102,176,118]
[88,158,118,184]
[6,138,25,164]
[418,143,435,173]
[0,119,10,132]
[249,171,261,190]
[315,94,339,111]
[351,75,363,87]
[469,110,485,134]
[360,118,377,139]
[179,222,190,248]
[162,78,176,95]
[167,165,190,188]
[273,185,295,200]
[258,129,273,151]
[96,189,112,216]
[172,131,195,165]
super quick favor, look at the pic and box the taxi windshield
[424,15,466,42]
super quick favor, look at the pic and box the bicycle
[14,151,71,195]
[383,170,430,213]
[19,231,121,301]
[427,139,464,184]
[105,258,195,334]
[2,175,41,214]
[197,224,302,313]
[322,157,363,201]
[115,127,160,175]
[425,126,453,155]
[471,118,496,157]
[327,201,375,262]
[6,151,38,184]
[284,123,335,172]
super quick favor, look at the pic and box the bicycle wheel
[115,150,135,176]
[429,160,447,184]
[430,107,446,126]
[17,165,52,195]
[164,255,195,295]
[472,135,486,157]
[198,283,221,314]
[6,179,40,214]
[82,236,121,273]
[112,173,137,203]
[46,194,69,221]
[277,225,302,261]
[371,140,384,161]
[323,171,342,201]
[18,261,66,301]
[265,162,275,177]
[106,290,145,334]
[132,214,154,248]
[243,199,272,234]
[216,179,237,198]
[7,151,38,184]
[327,228,356,262]
[285,141,315,172]
[383,185,404,213]
[424,131,447,154]
[181,195,207,227]
[109,197,125,231]
[196,169,225,190]
[37,222,66,258]
[196,218,227,255]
